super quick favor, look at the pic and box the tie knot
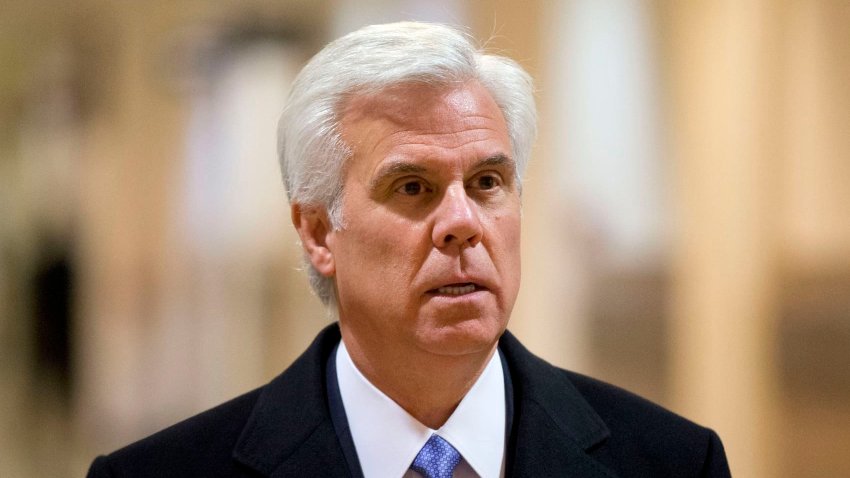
[411,434,462,478]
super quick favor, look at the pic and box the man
[88,22,731,477]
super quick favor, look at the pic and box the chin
[415,314,506,357]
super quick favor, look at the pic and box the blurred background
[1,0,848,476]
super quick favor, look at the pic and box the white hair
[278,21,537,306]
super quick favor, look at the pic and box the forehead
[339,81,511,170]
[343,81,498,124]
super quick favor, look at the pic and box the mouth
[427,282,484,296]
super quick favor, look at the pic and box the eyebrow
[369,162,427,191]
[369,153,515,192]
[476,153,515,172]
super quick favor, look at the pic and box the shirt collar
[336,340,506,478]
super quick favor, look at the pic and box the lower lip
[425,288,488,301]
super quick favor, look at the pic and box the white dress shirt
[336,340,506,478]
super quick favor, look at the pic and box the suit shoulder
[563,370,699,431]
[89,387,263,477]
[561,369,728,476]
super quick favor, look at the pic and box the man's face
[327,80,521,360]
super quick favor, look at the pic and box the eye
[471,172,502,190]
[478,175,497,190]
[395,179,429,196]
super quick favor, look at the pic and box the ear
[291,203,336,277]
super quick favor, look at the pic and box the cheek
[506,230,522,283]
[503,212,521,247]
[341,216,428,277]
[492,204,522,247]
[492,210,522,281]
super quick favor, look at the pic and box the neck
[340,326,497,429]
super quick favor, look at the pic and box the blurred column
[179,38,318,399]
[778,2,850,475]
[781,1,850,270]
[660,1,781,476]
[73,2,332,464]
[526,0,668,379]
[74,3,190,449]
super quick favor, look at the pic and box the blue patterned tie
[410,434,462,478]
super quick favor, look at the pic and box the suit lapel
[500,331,619,478]
[233,324,351,477]
[267,419,350,478]
[231,324,619,477]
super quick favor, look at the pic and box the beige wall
[1,1,848,476]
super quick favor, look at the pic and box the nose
[432,184,483,249]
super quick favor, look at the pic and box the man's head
[278,22,536,307]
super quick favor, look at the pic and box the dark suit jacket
[87,323,731,477]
